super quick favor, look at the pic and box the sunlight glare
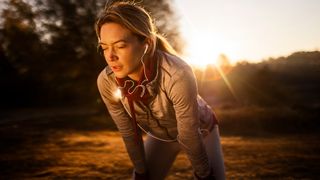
[113,88,122,100]
[183,31,220,68]
[182,30,240,68]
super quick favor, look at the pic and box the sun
[178,30,238,100]
[181,30,238,68]
[183,34,218,68]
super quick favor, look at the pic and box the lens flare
[113,88,122,100]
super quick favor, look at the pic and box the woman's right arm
[97,70,147,174]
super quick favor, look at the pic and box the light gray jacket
[97,52,215,177]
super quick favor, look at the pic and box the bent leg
[203,125,226,180]
[144,135,180,180]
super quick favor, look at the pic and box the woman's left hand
[133,170,149,180]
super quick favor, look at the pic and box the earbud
[143,44,148,55]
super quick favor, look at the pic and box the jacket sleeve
[167,67,211,178]
[97,70,147,173]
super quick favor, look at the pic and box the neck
[128,65,144,81]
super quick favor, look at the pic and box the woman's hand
[133,170,149,180]
[194,169,216,180]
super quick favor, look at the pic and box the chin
[114,72,127,79]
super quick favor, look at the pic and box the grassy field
[0,107,319,179]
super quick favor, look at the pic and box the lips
[110,65,122,72]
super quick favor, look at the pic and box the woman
[96,1,225,180]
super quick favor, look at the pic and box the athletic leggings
[132,125,226,180]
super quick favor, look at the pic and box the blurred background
[0,0,319,179]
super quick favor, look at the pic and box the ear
[97,45,104,56]
[143,44,149,54]
[97,37,103,56]
[143,37,152,55]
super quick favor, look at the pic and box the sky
[173,0,320,65]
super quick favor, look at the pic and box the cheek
[120,49,141,67]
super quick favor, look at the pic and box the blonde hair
[95,1,177,57]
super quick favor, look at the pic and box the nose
[104,47,117,62]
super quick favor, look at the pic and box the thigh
[144,135,181,180]
[203,125,226,180]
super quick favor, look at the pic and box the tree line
[0,0,182,108]
[1,0,319,114]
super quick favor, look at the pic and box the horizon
[174,0,320,66]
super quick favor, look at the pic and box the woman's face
[99,23,146,81]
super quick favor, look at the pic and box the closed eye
[116,45,126,49]
[101,46,109,51]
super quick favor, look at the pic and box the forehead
[100,23,135,44]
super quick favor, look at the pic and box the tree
[0,0,184,107]
[1,0,44,107]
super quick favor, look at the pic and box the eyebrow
[99,39,128,46]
